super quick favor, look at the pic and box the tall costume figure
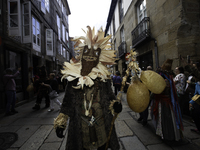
[150,59,184,141]
[54,26,122,150]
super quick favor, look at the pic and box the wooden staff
[105,112,118,150]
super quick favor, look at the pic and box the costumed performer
[54,26,122,150]
[151,59,184,141]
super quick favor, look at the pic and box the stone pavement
[0,92,200,150]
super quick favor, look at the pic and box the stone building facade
[0,0,73,112]
[105,0,200,75]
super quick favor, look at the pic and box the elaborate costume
[150,59,184,141]
[54,26,122,150]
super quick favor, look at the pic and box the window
[45,0,49,12]
[60,44,62,55]
[57,0,61,7]
[66,30,69,47]
[22,2,31,43]
[46,29,53,56]
[57,14,61,40]
[137,0,147,33]
[120,26,125,42]
[62,24,65,42]
[66,51,70,61]
[41,0,46,14]
[138,0,146,22]
[119,0,124,23]
[32,16,41,52]
[113,15,115,36]
[63,47,66,58]
[7,0,21,36]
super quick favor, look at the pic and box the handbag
[191,94,200,105]
[26,83,34,92]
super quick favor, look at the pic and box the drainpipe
[152,38,159,68]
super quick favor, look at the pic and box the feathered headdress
[61,26,117,89]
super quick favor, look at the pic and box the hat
[161,59,173,71]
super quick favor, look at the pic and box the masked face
[81,46,101,76]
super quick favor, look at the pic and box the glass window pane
[24,14,29,25]
[37,29,40,37]
[37,38,40,46]
[36,21,40,30]
[24,25,29,36]
[143,0,146,7]
[24,3,29,13]
[10,15,18,27]
[33,26,36,35]
[33,35,36,44]
[47,44,52,51]
[32,17,35,26]
[10,2,18,13]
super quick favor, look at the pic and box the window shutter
[22,2,31,43]
[8,0,21,36]
[46,29,53,56]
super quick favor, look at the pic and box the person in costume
[150,59,184,141]
[54,26,122,150]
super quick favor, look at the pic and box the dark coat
[60,78,120,150]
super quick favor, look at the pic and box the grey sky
[68,0,111,37]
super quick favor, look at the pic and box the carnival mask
[81,46,101,76]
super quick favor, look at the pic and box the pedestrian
[188,62,200,134]
[48,73,61,112]
[112,71,122,96]
[54,26,122,150]
[3,67,21,116]
[174,66,186,115]
[32,66,51,110]
[151,59,183,141]
[137,66,152,126]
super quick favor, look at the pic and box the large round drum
[127,79,150,113]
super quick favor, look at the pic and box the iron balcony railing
[118,41,127,58]
[131,17,150,48]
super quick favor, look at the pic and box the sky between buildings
[68,0,111,37]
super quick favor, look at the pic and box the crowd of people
[3,58,200,147]
[111,59,200,141]
[3,66,64,116]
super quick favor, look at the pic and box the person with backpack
[3,67,21,116]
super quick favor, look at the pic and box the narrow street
[0,92,200,150]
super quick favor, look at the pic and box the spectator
[32,66,50,110]
[174,66,186,114]
[112,71,122,95]
[48,73,61,112]
[3,67,21,116]
[189,63,200,134]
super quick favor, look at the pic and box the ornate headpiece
[61,26,117,89]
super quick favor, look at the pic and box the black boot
[32,104,40,110]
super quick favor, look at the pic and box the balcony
[131,17,151,48]
[118,41,127,58]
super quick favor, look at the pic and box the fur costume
[54,26,122,150]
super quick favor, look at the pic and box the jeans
[5,90,16,113]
